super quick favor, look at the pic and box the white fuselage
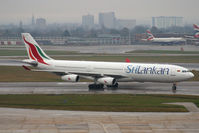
[150,37,185,43]
[38,60,194,83]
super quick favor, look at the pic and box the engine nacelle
[97,77,116,85]
[61,74,79,82]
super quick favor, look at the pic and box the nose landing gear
[172,83,177,93]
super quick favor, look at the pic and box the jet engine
[61,74,79,82]
[97,77,116,85]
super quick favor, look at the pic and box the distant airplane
[193,24,199,31]
[21,33,194,91]
[193,24,199,38]
[143,30,186,44]
[185,24,199,40]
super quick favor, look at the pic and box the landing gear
[88,84,104,91]
[107,83,119,89]
[172,83,177,93]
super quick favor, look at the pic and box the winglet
[22,65,31,71]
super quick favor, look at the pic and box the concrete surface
[166,102,199,112]
[0,82,199,95]
[0,107,199,133]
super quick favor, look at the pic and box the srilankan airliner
[21,33,194,91]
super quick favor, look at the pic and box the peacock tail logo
[23,36,49,65]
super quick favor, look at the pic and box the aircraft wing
[23,66,125,79]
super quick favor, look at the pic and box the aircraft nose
[189,72,194,79]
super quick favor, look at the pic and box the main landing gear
[88,84,104,91]
[106,83,119,89]
[172,83,177,93]
[88,83,119,91]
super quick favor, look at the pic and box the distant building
[36,18,46,27]
[116,19,136,29]
[32,15,35,26]
[82,14,94,29]
[19,21,23,28]
[99,12,116,29]
[152,16,183,29]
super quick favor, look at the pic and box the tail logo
[193,24,199,38]
[193,24,199,32]
[146,30,154,41]
[23,36,49,65]
[194,32,199,38]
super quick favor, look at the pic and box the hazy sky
[0,0,198,25]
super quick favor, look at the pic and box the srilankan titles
[125,65,170,75]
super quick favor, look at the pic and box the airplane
[193,24,199,38]
[143,30,186,44]
[21,33,194,91]
[185,24,199,40]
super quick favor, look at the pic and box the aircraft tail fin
[193,24,199,31]
[146,30,154,41]
[21,33,53,65]
[194,32,199,38]
[193,24,199,38]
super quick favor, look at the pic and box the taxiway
[0,82,198,95]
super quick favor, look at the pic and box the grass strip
[0,94,198,112]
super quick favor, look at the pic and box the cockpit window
[182,70,190,73]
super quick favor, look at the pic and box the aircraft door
[170,68,176,77]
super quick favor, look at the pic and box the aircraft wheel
[107,83,119,89]
[88,84,104,91]
[114,83,119,88]
[172,83,177,93]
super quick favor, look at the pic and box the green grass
[0,50,78,56]
[0,94,198,112]
[0,66,91,82]
[127,50,199,54]
[191,70,199,81]
[0,66,62,82]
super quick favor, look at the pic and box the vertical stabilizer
[146,30,154,41]
[193,24,199,38]
[22,33,52,65]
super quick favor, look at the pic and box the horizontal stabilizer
[22,59,38,66]
[22,65,31,71]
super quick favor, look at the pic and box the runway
[0,81,199,95]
